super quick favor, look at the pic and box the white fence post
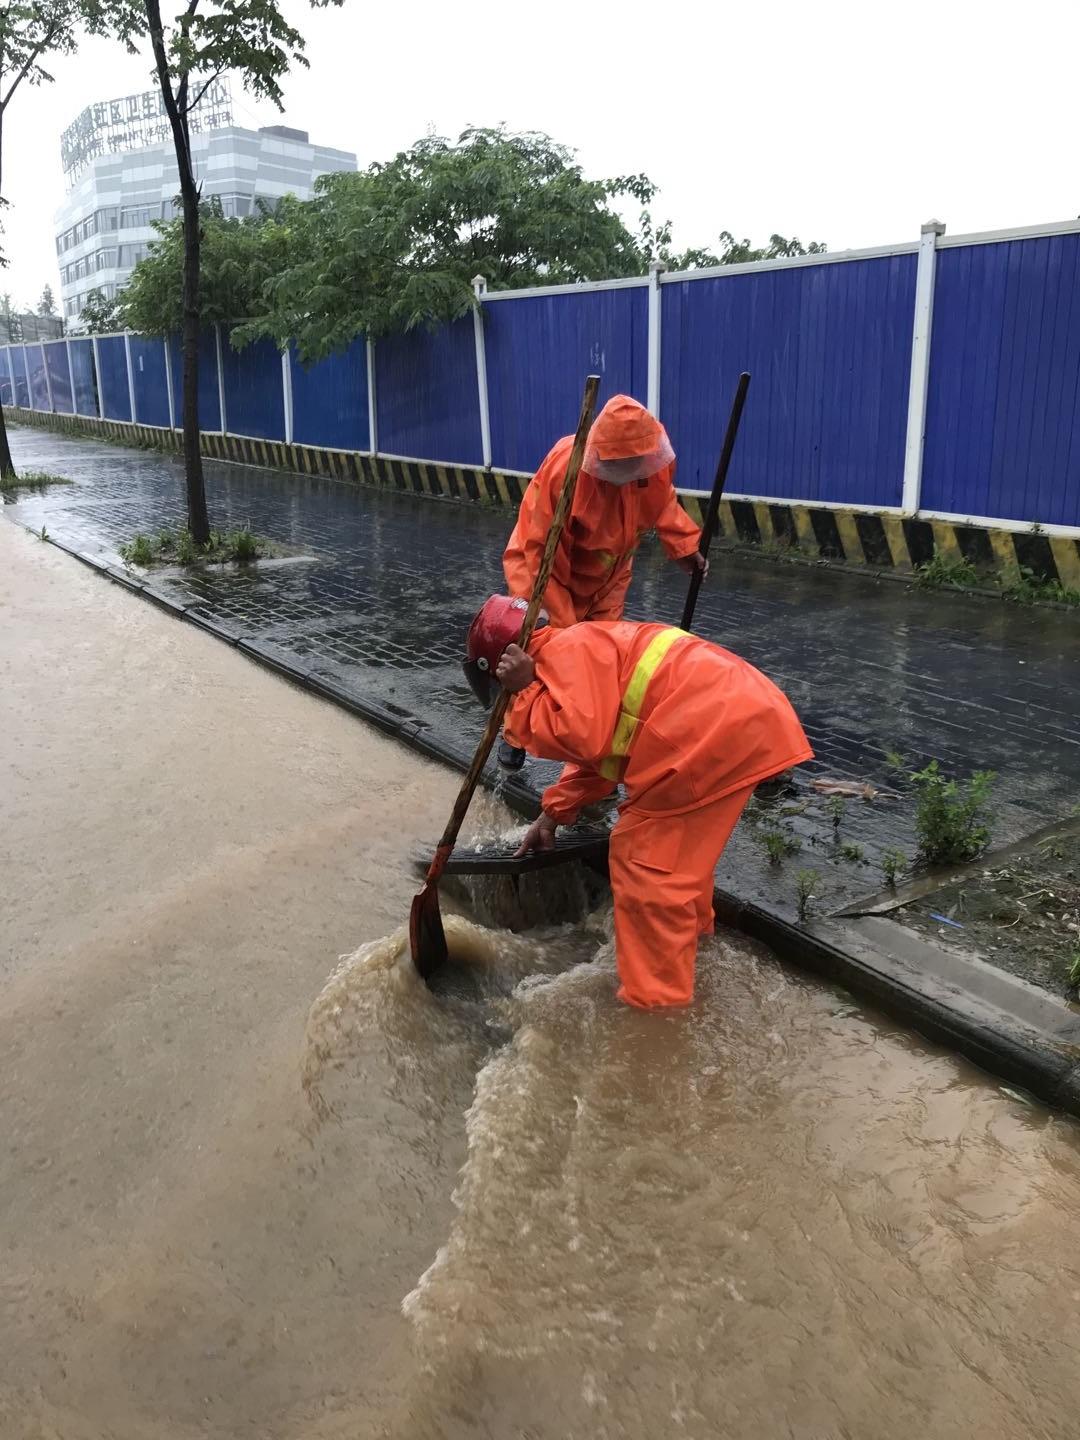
[164,337,176,429]
[366,338,378,456]
[647,260,664,415]
[6,346,15,406]
[123,331,137,423]
[42,344,54,413]
[91,336,102,417]
[472,274,492,469]
[281,347,294,444]
[901,219,945,515]
[215,324,228,434]
[64,338,75,413]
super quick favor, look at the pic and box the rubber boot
[497,739,526,771]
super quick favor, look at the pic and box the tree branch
[185,67,222,116]
[0,17,63,113]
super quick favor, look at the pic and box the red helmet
[463,594,545,707]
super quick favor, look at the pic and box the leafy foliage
[882,848,908,888]
[759,828,802,865]
[119,199,290,335]
[905,760,997,865]
[0,1,81,473]
[85,0,336,543]
[796,869,819,921]
[36,283,56,316]
[72,288,124,334]
[637,213,827,272]
[237,127,658,358]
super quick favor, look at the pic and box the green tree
[0,290,21,343]
[239,127,657,361]
[119,197,290,334]
[73,287,122,333]
[0,1,79,475]
[37,282,57,316]
[638,217,827,271]
[85,0,337,544]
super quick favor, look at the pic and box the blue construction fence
[4,218,1080,533]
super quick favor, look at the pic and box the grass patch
[1,470,73,500]
[999,565,1080,607]
[913,552,981,591]
[120,526,278,569]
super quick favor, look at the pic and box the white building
[55,84,356,324]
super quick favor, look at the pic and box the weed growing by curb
[759,828,802,865]
[1000,566,1080,607]
[120,526,273,569]
[796,869,819,921]
[1068,948,1080,992]
[882,849,908,888]
[827,795,846,831]
[913,553,980,591]
[839,842,866,864]
[1,470,73,501]
[889,757,997,865]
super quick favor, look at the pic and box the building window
[120,206,153,229]
[98,207,119,232]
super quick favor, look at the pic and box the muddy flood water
[3,518,1080,1440]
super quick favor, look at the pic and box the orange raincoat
[502,396,701,629]
[505,622,813,1008]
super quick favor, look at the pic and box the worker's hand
[515,811,559,857]
[675,550,709,578]
[495,644,536,693]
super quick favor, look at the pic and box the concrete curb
[30,525,1080,1116]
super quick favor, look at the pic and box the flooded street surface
[4,517,1080,1439]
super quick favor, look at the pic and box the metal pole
[281,347,294,444]
[647,260,664,415]
[42,343,55,413]
[123,331,137,423]
[366,338,378,456]
[64,337,75,414]
[901,220,946,515]
[91,336,102,417]
[471,274,492,469]
[215,323,228,434]
[164,336,176,429]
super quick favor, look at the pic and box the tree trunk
[180,180,210,543]
[0,110,15,479]
[143,0,210,544]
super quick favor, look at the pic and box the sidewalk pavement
[7,422,1080,1002]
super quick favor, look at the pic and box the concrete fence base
[8,404,1080,594]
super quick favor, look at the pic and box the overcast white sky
[4,0,1078,307]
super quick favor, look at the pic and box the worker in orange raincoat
[498,394,704,770]
[464,596,813,1009]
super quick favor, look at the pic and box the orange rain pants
[502,396,700,629]
[505,621,813,1008]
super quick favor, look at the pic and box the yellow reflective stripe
[599,627,686,781]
